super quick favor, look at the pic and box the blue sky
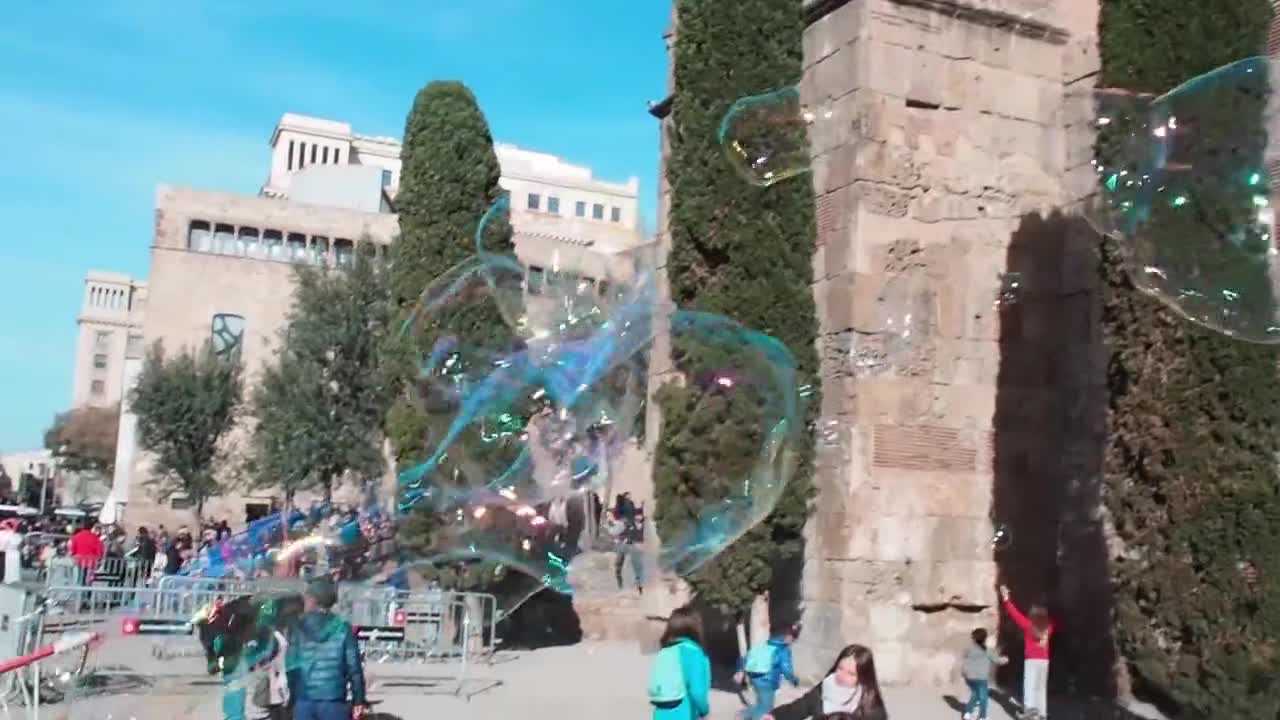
[0,2,671,453]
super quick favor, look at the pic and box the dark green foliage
[655,0,819,613]
[1098,1,1280,715]
[249,248,395,505]
[131,342,243,519]
[385,81,518,567]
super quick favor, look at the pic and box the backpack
[647,644,687,703]
[744,642,777,676]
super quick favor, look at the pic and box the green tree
[44,406,119,477]
[249,246,395,508]
[1098,0,1280,715]
[131,342,242,521]
[654,0,819,616]
[385,81,517,557]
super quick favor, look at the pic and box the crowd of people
[0,503,402,587]
[649,583,1056,720]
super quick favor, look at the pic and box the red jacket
[69,529,105,569]
[1003,597,1054,661]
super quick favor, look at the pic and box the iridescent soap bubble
[995,272,1023,308]
[654,310,804,577]
[846,271,934,378]
[1086,57,1280,343]
[396,253,656,612]
[720,86,824,187]
[992,524,1012,552]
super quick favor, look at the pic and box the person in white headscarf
[762,644,887,720]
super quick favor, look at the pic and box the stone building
[645,0,1108,689]
[74,113,651,530]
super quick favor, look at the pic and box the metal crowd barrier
[40,557,151,589]
[34,579,502,695]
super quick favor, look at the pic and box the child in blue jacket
[735,624,801,720]
[649,605,711,720]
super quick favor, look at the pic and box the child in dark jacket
[736,624,801,720]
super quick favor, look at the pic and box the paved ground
[26,640,1165,720]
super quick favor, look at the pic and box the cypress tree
[386,81,517,552]
[1098,1,1280,715]
[655,0,819,615]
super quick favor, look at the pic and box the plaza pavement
[33,639,1171,720]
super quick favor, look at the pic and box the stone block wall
[796,0,1105,687]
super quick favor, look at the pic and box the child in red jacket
[999,585,1054,719]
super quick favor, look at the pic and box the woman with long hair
[648,605,712,720]
[762,644,887,720]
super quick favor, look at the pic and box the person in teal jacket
[651,605,711,720]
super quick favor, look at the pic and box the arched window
[286,233,308,261]
[263,230,284,260]
[311,236,330,266]
[213,223,236,255]
[238,227,260,257]
[334,238,354,269]
[188,220,212,252]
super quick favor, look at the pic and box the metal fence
[35,557,151,589]
[30,579,502,698]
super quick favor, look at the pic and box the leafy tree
[385,81,518,558]
[44,406,119,477]
[131,342,242,521]
[249,245,396,508]
[655,0,819,617]
[1098,0,1280,715]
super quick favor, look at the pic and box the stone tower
[651,0,1109,688]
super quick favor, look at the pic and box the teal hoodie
[652,638,711,720]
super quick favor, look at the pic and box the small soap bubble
[1083,57,1280,343]
[720,86,823,187]
[992,524,1012,551]
[996,272,1023,308]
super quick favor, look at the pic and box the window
[93,354,108,370]
[95,330,112,349]
[280,232,303,261]
[310,144,318,164]
[322,146,330,164]
[575,201,586,218]
[547,197,560,214]
[527,193,541,211]
[528,266,545,295]
[286,233,308,261]
[597,280,610,298]
[213,223,236,255]
[592,203,604,220]
[312,236,330,266]
[238,227,260,256]
[298,142,307,168]
[611,206,622,222]
[126,334,144,357]
[188,221,212,252]
[287,140,295,171]
[381,169,392,187]
[335,238,354,268]
[170,496,193,510]
[263,230,283,260]
[90,380,105,396]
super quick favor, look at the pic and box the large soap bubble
[720,85,823,187]
[1085,57,1280,343]
[654,310,804,576]
[395,227,804,611]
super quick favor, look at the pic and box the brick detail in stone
[816,192,837,245]
[872,424,977,471]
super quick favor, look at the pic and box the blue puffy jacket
[736,637,798,691]
[286,611,366,705]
